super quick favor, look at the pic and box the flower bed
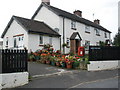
[28,44,89,69]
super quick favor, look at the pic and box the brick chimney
[73,10,82,17]
[42,0,50,5]
[94,19,100,25]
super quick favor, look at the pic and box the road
[18,69,119,89]
[3,62,120,89]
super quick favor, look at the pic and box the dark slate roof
[32,3,111,33]
[70,32,82,40]
[1,16,60,38]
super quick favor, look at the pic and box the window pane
[71,21,76,29]
[14,38,17,48]
[85,25,90,32]
[49,37,52,45]
[39,35,43,44]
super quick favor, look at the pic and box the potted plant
[60,60,66,68]
[62,43,67,47]
[55,59,61,67]
[50,56,56,66]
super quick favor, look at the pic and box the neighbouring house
[1,0,111,54]
[0,41,3,49]
[1,16,60,52]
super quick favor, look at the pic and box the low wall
[0,72,28,89]
[87,60,120,71]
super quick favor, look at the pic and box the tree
[113,32,120,46]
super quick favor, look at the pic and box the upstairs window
[71,20,76,30]
[39,35,43,44]
[85,25,90,33]
[105,32,107,38]
[95,28,100,36]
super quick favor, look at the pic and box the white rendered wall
[87,60,120,71]
[3,20,28,49]
[34,6,60,30]
[0,72,28,89]
[63,18,111,53]
[33,5,111,53]
[119,1,120,28]
[28,33,60,52]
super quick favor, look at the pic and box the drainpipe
[60,37,61,52]
[63,17,65,54]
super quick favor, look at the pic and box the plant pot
[61,62,66,68]
[66,64,72,69]
[72,62,80,69]
[46,60,51,65]
[56,62,61,67]
[35,56,40,60]
[51,61,56,66]
[41,60,46,64]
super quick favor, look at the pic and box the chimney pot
[42,0,50,5]
[94,19,100,24]
[73,10,82,17]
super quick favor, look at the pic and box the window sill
[39,44,44,47]
[96,34,100,36]
[71,28,76,30]
[85,31,90,34]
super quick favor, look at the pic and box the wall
[0,72,28,89]
[118,1,120,27]
[28,33,60,52]
[3,20,28,49]
[61,17,110,53]
[34,6,60,30]
[87,60,120,71]
[33,5,111,54]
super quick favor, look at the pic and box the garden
[28,44,90,69]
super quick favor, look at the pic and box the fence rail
[89,46,120,61]
[0,49,28,73]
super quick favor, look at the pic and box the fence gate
[0,49,28,73]
[89,46,120,61]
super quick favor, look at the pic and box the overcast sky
[0,0,119,41]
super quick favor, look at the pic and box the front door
[70,32,82,54]
[76,39,80,53]
[70,39,81,54]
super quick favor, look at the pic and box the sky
[0,0,119,41]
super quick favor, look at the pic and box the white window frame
[95,28,100,36]
[14,37,17,48]
[49,37,52,45]
[39,35,43,45]
[105,32,107,38]
[71,20,76,29]
[85,40,90,50]
[6,37,8,47]
[85,25,90,33]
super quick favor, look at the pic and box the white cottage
[31,1,111,54]
[1,0,111,54]
[1,16,61,52]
